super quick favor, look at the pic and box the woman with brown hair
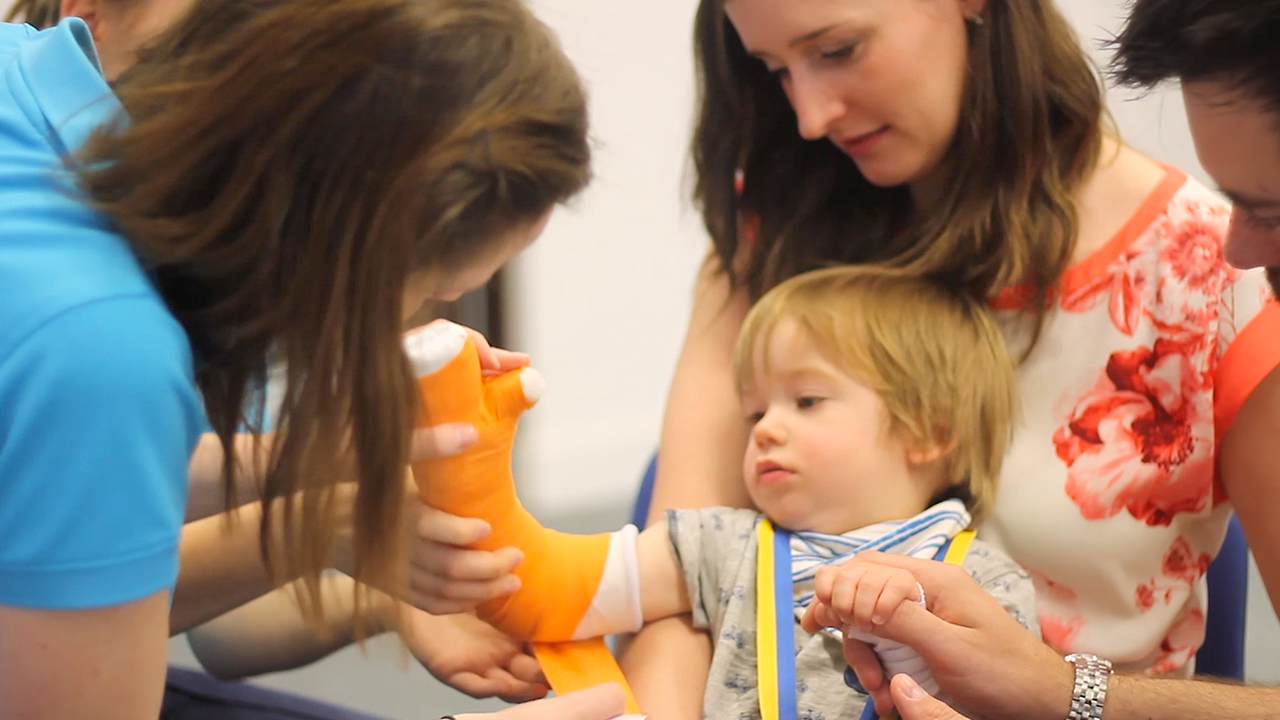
[0,1,622,718]
[625,0,1280,716]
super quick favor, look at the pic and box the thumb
[890,674,970,720]
[485,367,546,420]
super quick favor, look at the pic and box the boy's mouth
[755,458,793,486]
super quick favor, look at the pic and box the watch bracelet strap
[1065,653,1111,720]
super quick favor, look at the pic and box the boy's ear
[906,435,958,467]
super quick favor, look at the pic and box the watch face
[1065,652,1114,672]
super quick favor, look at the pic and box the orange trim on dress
[1211,300,1280,504]
[1214,300,1280,438]
[991,166,1188,311]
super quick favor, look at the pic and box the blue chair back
[630,454,659,528]
[630,453,1248,679]
[1197,515,1248,679]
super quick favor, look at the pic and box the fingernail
[502,576,522,594]
[872,614,886,625]
[899,674,924,701]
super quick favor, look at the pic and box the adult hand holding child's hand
[813,552,1072,720]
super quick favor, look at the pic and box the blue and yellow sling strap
[756,519,975,720]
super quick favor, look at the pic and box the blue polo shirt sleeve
[0,297,203,609]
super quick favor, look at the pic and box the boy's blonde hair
[733,266,1018,523]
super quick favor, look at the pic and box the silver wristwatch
[1064,653,1112,720]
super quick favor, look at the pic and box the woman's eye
[818,43,857,62]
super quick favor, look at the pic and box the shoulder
[667,507,763,538]
[0,298,202,609]
[0,21,36,65]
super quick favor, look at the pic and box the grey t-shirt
[668,507,1040,720]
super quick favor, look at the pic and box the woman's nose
[788,70,846,141]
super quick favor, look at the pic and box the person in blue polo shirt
[0,2,623,719]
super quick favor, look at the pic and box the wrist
[1019,645,1078,720]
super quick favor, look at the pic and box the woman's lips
[840,126,889,158]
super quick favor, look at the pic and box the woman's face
[723,0,980,194]
[60,0,199,80]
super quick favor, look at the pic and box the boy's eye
[746,410,765,425]
[797,396,823,409]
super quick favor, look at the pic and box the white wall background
[505,0,707,516]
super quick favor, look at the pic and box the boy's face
[739,319,939,534]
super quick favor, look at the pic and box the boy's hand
[801,560,924,635]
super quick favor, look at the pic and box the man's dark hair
[1112,0,1280,108]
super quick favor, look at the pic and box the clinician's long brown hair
[4,0,61,26]
[693,0,1104,348]
[76,0,590,621]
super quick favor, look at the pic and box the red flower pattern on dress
[1163,536,1212,585]
[1148,607,1206,676]
[1060,246,1152,335]
[1134,537,1212,612]
[1055,341,1214,526]
[1031,570,1085,652]
[1060,196,1232,358]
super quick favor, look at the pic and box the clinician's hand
[422,319,530,377]
[454,683,627,720]
[330,424,523,614]
[402,610,546,702]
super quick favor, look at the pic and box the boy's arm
[637,520,692,621]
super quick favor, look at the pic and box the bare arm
[621,255,750,720]
[186,573,386,679]
[636,521,691,621]
[186,432,271,523]
[1220,364,1280,618]
[646,254,753,524]
[170,498,282,634]
[0,592,170,720]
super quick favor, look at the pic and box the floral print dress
[981,167,1280,675]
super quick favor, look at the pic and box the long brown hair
[76,0,590,621]
[4,0,61,25]
[693,0,1104,338]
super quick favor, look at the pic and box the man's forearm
[1105,674,1280,720]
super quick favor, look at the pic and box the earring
[966,13,985,26]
